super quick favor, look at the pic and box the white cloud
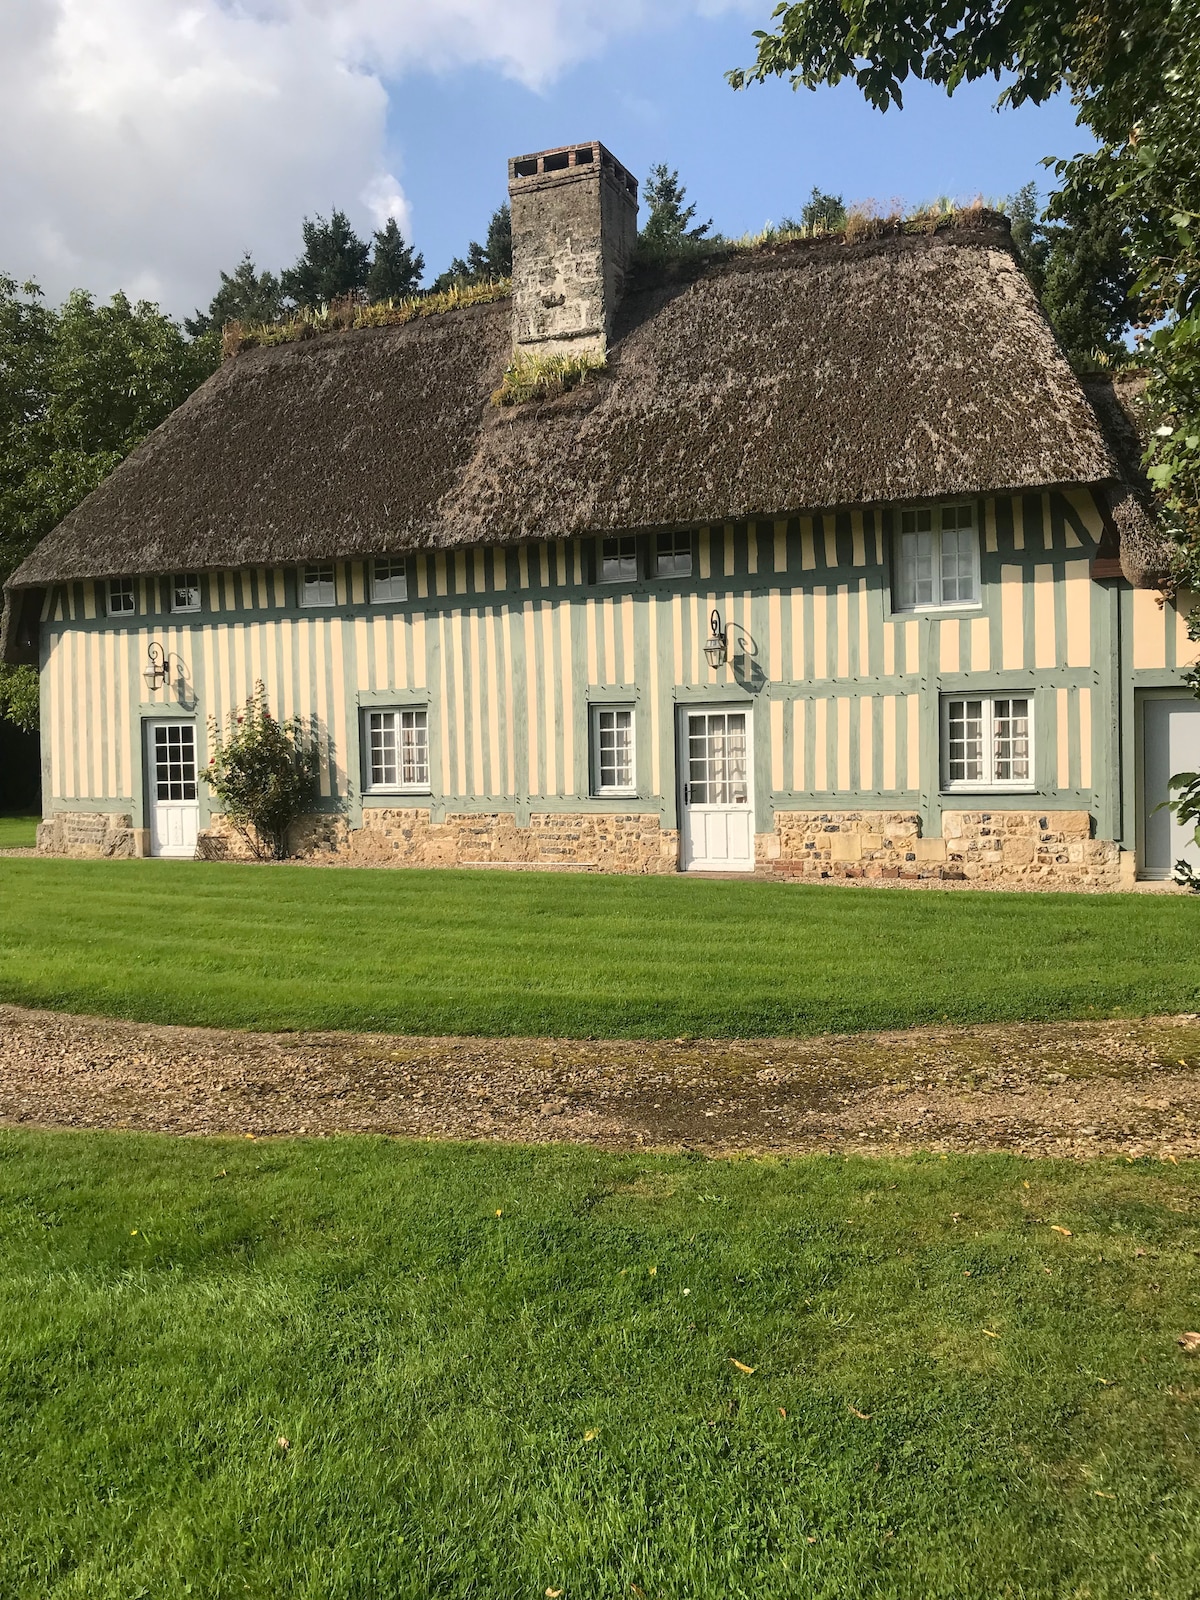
[0,0,741,318]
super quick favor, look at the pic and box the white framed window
[171,573,201,613]
[942,694,1033,790]
[600,535,638,583]
[106,577,135,616]
[655,531,692,578]
[894,504,980,611]
[299,563,336,607]
[363,708,430,792]
[371,557,407,604]
[590,705,636,795]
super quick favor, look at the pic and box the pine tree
[280,211,371,310]
[366,219,425,303]
[1004,180,1137,369]
[799,187,846,233]
[431,204,512,293]
[639,165,713,254]
[185,254,284,336]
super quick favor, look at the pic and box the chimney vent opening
[513,157,539,178]
[573,146,594,164]
[542,150,570,173]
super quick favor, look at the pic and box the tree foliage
[0,663,38,732]
[0,275,219,582]
[1005,181,1140,369]
[639,165,714,255]
[366,220,425,303]
[184,254,283,336]
[280,211,371,310]
[793,186,847,233]
[731,0,1200,570]
[201,683,320,860]
[431,205,512,293]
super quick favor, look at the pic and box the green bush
[200,682,319,860]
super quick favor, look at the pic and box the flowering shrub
[201,682,319,860]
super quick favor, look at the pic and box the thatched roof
[1081,372,1175,590]
[9,218,1117,596]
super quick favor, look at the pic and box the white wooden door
[678,708,755,872]
[146,720,200,859]
[1142,697,1200,879]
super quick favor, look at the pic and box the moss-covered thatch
[7,219,1120,601]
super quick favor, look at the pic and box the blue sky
[2,2,1089,318]
[389,14,1088,280]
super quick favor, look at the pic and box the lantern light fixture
[143,641,170,694]
[703,608,727,669]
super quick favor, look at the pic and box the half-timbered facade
[4,141,1197,885]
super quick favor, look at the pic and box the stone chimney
[507,141,639,359]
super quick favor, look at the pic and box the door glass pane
[687,713,747,805]
[154,724,196,800]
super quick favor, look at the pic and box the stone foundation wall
[36,811,145,859]
[198,807,680,875]
[770,809,1127,888]
[39,803,1128,888]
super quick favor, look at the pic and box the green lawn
[1,1133,1197,1599]
[0,857,1198,1037]
[0,814,37,848]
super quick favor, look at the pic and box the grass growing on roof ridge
[491,347,607,406]
[221,278,511,358]
[0,857,1198,1038]
[1,1131,1198,1599]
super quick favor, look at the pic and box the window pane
[372,557,407,603]
[946,698,985,784]
[595,707,633,790]
[655,532,691,578]
[898,530,935,608]
[939,526,976,604]
[993,697,1030,782]
[399,709,429,787]
[108,578,134,615]
[302,564,336,606]
[601,536,637,582]
[172,574,200,611]
[368,711,398,788]
[154,724,196,799]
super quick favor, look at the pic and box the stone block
[913,838,947,863]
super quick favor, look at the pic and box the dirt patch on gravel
[3,1005,1200,1157]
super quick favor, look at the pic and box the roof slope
[10,220,1116,587]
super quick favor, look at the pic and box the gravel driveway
[3,1004,1200,1158]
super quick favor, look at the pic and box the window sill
[363,788,432,798]
[892,602,984,619]
[592,790,639,800]
[940,787,1037,797]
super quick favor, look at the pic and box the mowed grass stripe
[1,1133,1198,1599]
[1,858,1198,1036]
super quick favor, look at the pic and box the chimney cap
[508,140,638,198]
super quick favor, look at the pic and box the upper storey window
[106,577,135,616]
[655,531,692,579]
[371,557,407,603]
[894,504,979,611]
[600,536,637,583]
[299,563,336,607]
[171,574,201,612]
